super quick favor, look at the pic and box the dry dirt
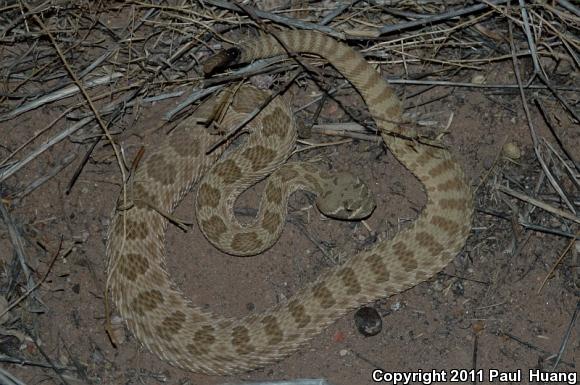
[0,4,578,385]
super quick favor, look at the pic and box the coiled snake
[106,30,473,375]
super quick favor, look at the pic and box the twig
[537,236,576,293]
[0,0,70,38]
[387,78,578,92]
[287,214,337,266]
[202,0,343,39]
[0,73,123,122]
[477,207,580,239]
[0,368,27,385]
[518,0,542,76]
[31,334,72,385]
[541,138,580,191]
[65,140,97,195]
[0,105,77,169]
[164,85,223,121]
[496,184,580,224]
[474,136,508,194]
[13,152,77,201]
[519,222,580,240]
[378,0,509,35]
[552,300,579,370]
[0,353,74,370]
[535,99,580,173]
[311,123,382,142]
[472,331,479,385]
[499,332,575,368]
[0,200,37,300]
[556,0,580,17]
[24,8,130,255]
[205,70,303,155]
[0,238,62,321]
[507,18,576,214]
[319,1,360,25]
[514,2,580,122]
[0,116,93,183]
[294,138,353,155]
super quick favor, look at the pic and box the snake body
[106,31,473,375]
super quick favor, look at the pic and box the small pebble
[109,315,127,344]
[483,158,493,170]
[471,74,486,84]
[452,280,464,296]
[91,348,105,365]
[503,142,521,160]
[73,230,90,243]
[354,306,382,336]
[390,301,402,311]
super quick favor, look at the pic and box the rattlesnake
[106,30,473,375]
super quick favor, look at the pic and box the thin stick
[0,201,36,297]
[500,332,575,368]
[205,70,303,155]
[0,73,123,122]
[312,124,382,142]
[515,3,580,121]
[201,0,343,39]
[537,236,576,293]
[0,354,73,370]
[496,185,580,224]
[556,0,580,17]
[25,9,128,189]
[0,105,77,168]
[387,78,578,92]
[535,99,580,173]
[319,1,360,25]
[507,18,576,214]
[0,238,62,321]
[0,116,93,183]
[0,368,27,385]
[294,138,353,154]
[13,153,77,201]
[25,9,135,350]
[378,0,509,35]
[65,140,98,195]
[552,300,579,370]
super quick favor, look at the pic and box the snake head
[316,172,376,220]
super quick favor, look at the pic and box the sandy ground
[0,2,578,385]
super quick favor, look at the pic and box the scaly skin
[106,31,473,375]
